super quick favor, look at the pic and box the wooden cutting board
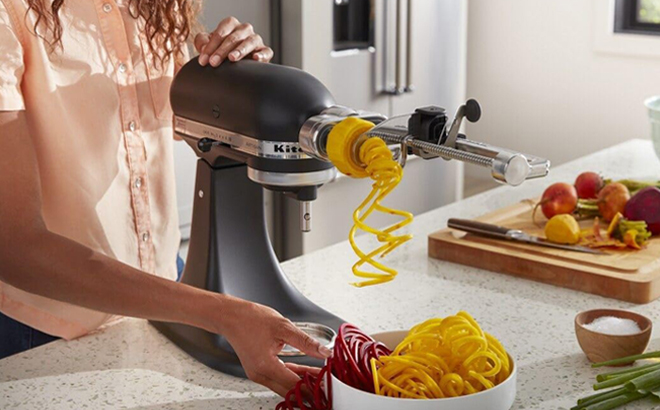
[428,199,660,304]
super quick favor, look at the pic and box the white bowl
[330,331,517,410]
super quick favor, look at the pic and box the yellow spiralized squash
[371,312,511,399]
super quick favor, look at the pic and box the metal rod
[300,201,312,232]
[367,130,494,168]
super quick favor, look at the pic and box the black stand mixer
[151,59,550,378]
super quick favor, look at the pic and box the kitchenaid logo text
[273,144,303,154]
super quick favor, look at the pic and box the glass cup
[645,96,660,160]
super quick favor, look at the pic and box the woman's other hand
[195,17,274,67]
[214,296,331,396]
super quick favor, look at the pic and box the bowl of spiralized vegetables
[331,331,516,410]
[275,312,516,410]
[334,312,516,410]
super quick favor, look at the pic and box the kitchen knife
[447,218,606,255]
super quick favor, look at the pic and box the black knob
[465,99,481,123]
[197,138,214,153]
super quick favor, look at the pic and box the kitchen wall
[464,0,660,195]
[200,1,271,42]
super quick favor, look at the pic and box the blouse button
[128,121,136,132]
[118,63,127,73]
[142,232,150,243]
[102,3,112,13]
[134,177,143,189]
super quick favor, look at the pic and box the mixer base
[151,159,343,378]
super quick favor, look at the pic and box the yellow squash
[545,214,581,245]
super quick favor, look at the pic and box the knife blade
[447,218,606,255]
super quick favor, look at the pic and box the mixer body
[151,60,349,376]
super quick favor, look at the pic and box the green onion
[592,351,660,368]
[596,362,660,382]
[583,391,648,410]
[577,351,660,409]
[624,368,660,392]
[594,364,660,389]
[575,387,627,408]
[594,374,632,391]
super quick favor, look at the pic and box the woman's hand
[213,296,332,396]
[195,17,274,67]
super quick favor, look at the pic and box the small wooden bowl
[575,309,652,365]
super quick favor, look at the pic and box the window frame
[614,0,660,36]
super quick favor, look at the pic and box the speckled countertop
[2,139,660,410]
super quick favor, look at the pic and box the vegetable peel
[623,230,642,250]
[606,213,623,238]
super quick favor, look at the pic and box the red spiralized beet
[275,365,332,410]
[275,324,391,410]
[574,172,604,199]
[332,324,391,392]
[624,187,660,235]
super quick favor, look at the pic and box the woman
[0,0,330,397]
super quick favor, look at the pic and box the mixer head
[171,60,346,231]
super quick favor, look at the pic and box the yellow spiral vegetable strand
[372,312,511,399]
[349,138,414,287]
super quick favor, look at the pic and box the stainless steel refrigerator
[175,0,468,258]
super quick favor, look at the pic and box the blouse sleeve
[0,0,25,111]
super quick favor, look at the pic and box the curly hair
[26,0,201,66]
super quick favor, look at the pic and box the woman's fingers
[208,23,254,66]
[253,374,292,398]
[252,46,274,63]
[284,362,323,377]
[194,33,211,54]
[198,17,241,66]
[280,323,332,360]
[281,363,319,403]
[197,16,273,66]
[247,359,301,397]
[228,34,264,62]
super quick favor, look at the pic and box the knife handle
[447,218,513,239]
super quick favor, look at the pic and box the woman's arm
[0,111,330,396]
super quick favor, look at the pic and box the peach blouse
[0,0,186,339]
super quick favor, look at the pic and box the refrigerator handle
[380,0,411,96]
[377,0,401,95]
[404,0,414,93]
[394,0,403,94]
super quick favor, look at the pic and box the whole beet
[598,183,630,222]
[624,186,660,235]
[538,183,578,219]
[574,172,604,199]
